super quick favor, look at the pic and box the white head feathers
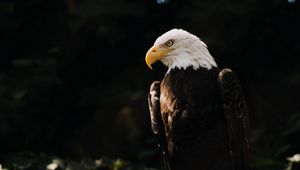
[154,29,218,71]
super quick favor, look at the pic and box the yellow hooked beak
[145,46,167,69]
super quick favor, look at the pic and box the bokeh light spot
[156,0,170,4]
[288,0,296,3]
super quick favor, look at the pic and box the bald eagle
[145,29,250,170]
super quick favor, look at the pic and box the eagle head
[145,29,217,71]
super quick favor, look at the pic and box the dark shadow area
[0,0,300,169]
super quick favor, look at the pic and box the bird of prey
[145,29,250,170]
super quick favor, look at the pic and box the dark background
[0,0,300,169]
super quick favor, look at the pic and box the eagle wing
[148,81,173,170]
[217,68,250,170]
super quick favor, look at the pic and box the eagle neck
[165,65,218,77]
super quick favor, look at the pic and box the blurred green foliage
[0,152,156,170]
[0,0,300,169]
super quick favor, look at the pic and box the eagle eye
[165,40,174,47]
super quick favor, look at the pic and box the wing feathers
[148,81,173,170]
[218,68,250,170]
